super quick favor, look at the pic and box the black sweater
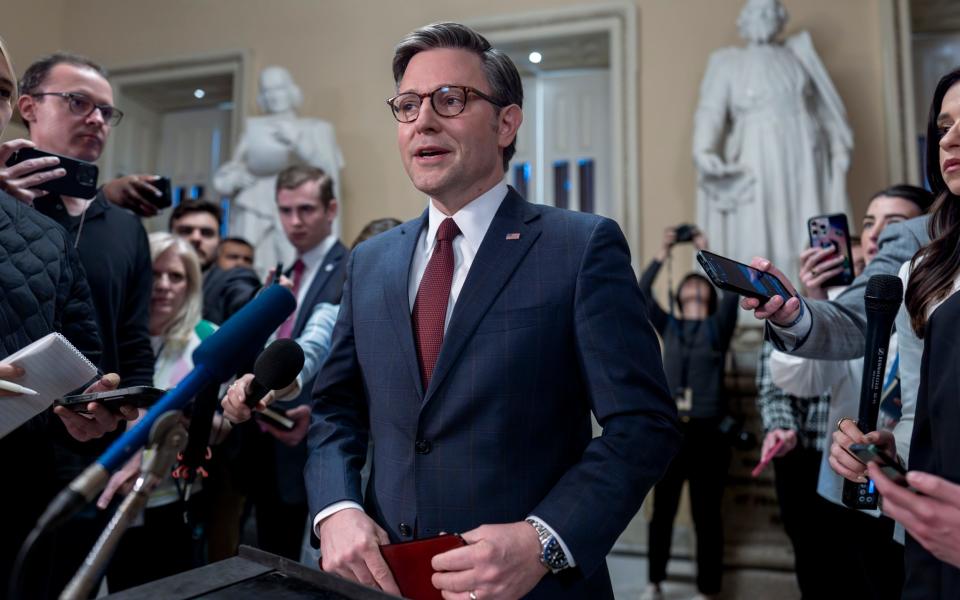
[35,190,154,387]
[639,259,738,418]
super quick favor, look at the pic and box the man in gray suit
[743,215,929,358]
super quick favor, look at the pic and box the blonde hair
[0,36,18,105]
[149,232,203,351]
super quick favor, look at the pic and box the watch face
[544,538,567,570]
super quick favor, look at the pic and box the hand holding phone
[0,139,68,204]
[848,443,910,488]
[5,147,99,199]
[56,386,165,414]
[807,214,854,288]
[697,250,793,303]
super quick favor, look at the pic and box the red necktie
[277,258,305,339]
[413,218,461,388]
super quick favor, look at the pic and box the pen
[273,262,283,285]
[0,379,38,396]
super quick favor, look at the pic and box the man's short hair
[392,22,523,173]
[19,53,109,129]
[219,236,253,251]
[169,199,223,230]
[276,165,335,208]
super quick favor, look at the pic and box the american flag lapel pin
[505,232,520,240]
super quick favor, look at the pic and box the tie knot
[292,258,305,276]
[436,218,461,243]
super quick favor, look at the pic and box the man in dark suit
[246,164,347,560]
[304,23,679,599]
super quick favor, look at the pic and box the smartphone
[150,176,172,209]
[5,147,100,199]
[256,406,295,431]
[696,250,792,303]
[56,386,165,414]
[807,214,855,287]
[848,443,910,488]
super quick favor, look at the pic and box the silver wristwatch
[525,518,569,573]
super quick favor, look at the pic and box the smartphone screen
[697,250,791,302]
[808,214,854,287]
[848,443,909,487]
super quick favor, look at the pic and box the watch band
[525,518,569,573]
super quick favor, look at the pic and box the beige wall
[2,0,889,264]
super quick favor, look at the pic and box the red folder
[380,533,466,600]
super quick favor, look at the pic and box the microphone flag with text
[842,274,903,510]
[34,284,296,534]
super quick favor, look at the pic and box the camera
[674,223,698,244]
[718,415,757,451]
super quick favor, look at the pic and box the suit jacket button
[415,439,432,454]
[399,523,412,537]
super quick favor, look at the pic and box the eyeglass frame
[30,91,124,126]
[386,85,506,123]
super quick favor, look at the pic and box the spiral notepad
[0,332,98,438]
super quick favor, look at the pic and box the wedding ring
[469,592,478,600]
[836,416,854,432]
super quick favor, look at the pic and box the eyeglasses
[31,92,124,126]
[386,85,505,123]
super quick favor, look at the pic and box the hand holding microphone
[221,338,305,424]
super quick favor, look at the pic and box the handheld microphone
[177,339,304,481]
[842,274,903,510]
[33,285,296,534]
[245,338,305,408]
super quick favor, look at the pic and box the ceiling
[499,32,610,76]
[912,0,960,33]
[121,73,233,112]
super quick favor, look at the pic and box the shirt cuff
[768,298,811,349]
[312,501,364,537]
[527,515,577,568]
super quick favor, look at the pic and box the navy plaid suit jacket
[306,189,679,598]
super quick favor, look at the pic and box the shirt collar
[425,181,507,255]
[298,234,337,269]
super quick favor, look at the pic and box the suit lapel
[293,241,347,334]
[423,189,542,406]
[385,210,429,398]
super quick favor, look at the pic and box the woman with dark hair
[638,227,738,600]
[829,67,960,598]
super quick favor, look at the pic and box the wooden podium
[104,546,400,599]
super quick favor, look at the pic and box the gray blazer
[768,215,930,359]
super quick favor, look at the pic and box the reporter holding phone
[768,187,930,600]
[0,37,135,600]
[638,226,738,600]
[829,68,960,599]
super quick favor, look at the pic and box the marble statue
[214,66,344,274]
[693,0,853,286]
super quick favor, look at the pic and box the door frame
[468,1,640,263]
[102,50,248,182]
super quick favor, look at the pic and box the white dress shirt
[312,182,576,566]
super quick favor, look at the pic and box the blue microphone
[36,284,296,533]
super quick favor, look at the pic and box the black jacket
[0,190,103,595]
[904,291,960,599]
[34,190,154,386]
[202,264,261,325]
[639,259,738,418]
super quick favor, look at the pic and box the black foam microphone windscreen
[244,338,306,408]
